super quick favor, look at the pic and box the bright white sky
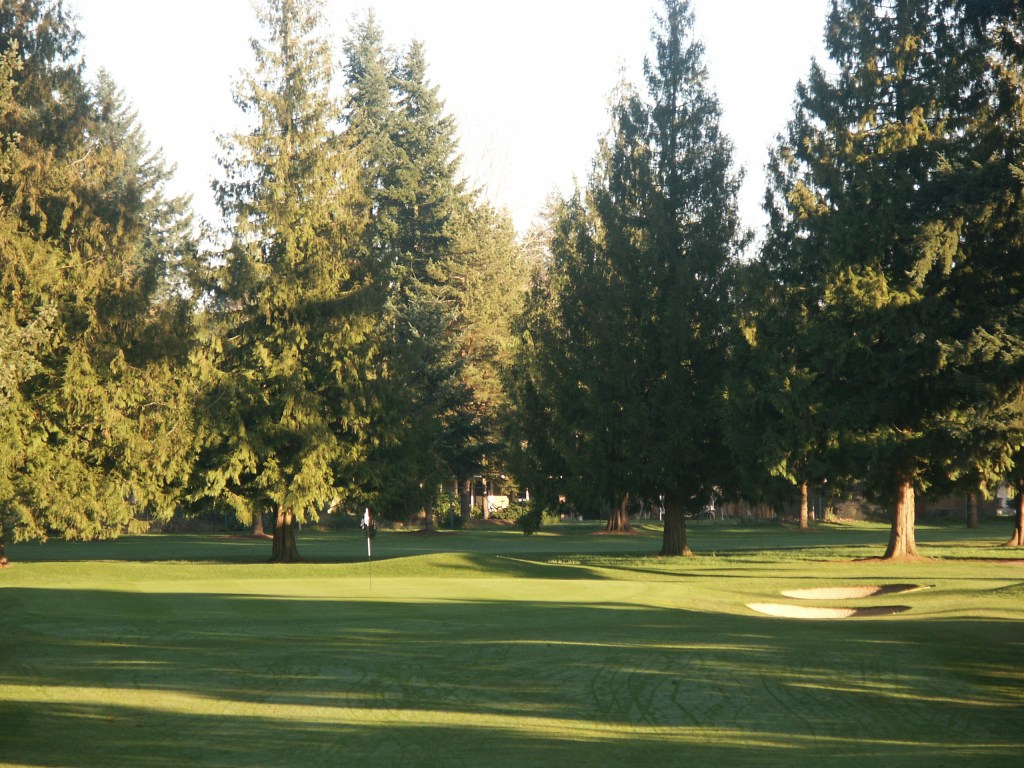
[71,0,831,239]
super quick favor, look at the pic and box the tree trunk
[1006,484,1023,546]
[458,476,473,522]
[660,491,692,556]
[966,493,979,530]
[883,479,918,559]
[271,506,302,563]
[251,509,266,538]
[605,494,633,533]
[798,482,809,530]
[423,505,435,532]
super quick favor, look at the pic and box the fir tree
[950,0,1024,544]
[198,0,370,561]
[449,202,526,518]
[0,3,196,549]
[504,208,587,517]
[343,19,488,525]
[514,0,745,547]
[766,0,1020,557]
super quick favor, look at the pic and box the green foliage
[341,14,456,518]
[761,0,1024,551]
[507,0,746,548]
[433,492,461,529]
[342,16,525,520]
[0,2,196,545]
[447,203,527,484]
[514,503,542,535]
[194,0,371,536]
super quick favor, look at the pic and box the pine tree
[342,19,486,525]
[545,187,641,526]
[641,0,746,552]
[767,0,1019,557]
[950,0,1024,544]
[197,0,370,561]
[725,257,827,529]
[516,0,745,547]
[449,202,526,517]
[504,202,595,518]
[0,2,196,549]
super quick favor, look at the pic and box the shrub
[515,504,543,535]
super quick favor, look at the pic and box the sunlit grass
[2,521,1022,767]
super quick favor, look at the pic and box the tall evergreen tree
[197,0,370,561]
[640,0,746,552]
[342,19,483,524]
[766,0,1020,557]
[505,202,596,517]
[511,0,745,548]
[952,0,1024,544]
[0,2,196,549]
[725,256,828,529]
[449,202,526,517]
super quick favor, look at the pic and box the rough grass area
[2,521,1022,767]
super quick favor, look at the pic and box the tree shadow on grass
[4,532,641,569]
[2,587,1022,767]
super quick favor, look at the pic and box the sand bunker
[747,583,928,618]
[780,584,929,600]
[747,603,912,619]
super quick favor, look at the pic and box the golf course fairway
[1,522,1021,767]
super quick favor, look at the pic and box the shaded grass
[2,521,1022,767]
[8,517,1022,566]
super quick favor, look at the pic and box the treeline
[1,0,1023,562]
[0,0,526,561]
[504,0,1024,557]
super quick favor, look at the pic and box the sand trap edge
[780,584,930,600]
[748,602,912,619]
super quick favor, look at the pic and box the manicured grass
[2,521,1022,767]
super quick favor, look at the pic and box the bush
[437,513,465,530]
[515,504,543,535]
[434,494,465,529]
[486,501,523,522]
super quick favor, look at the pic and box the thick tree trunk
[271,506,302,563]
[1006,485,1023,546]
[605,494,633,533]
[423,505,435,532]
[660,491,692,556]
[798,482,809,530]
[883,479,918,559]
[966,493,979,530]
[458,476,473,522]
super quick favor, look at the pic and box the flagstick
[363,507,373,591]
[366,529,372,590]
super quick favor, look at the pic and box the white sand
[747,602,912,619]
[780,584,929,600]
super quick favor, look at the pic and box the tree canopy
[0,0,194,547]
[761,0,1024,556]
[192,0,373,561]
[507,0,746,552]
[3,0,1023,558]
